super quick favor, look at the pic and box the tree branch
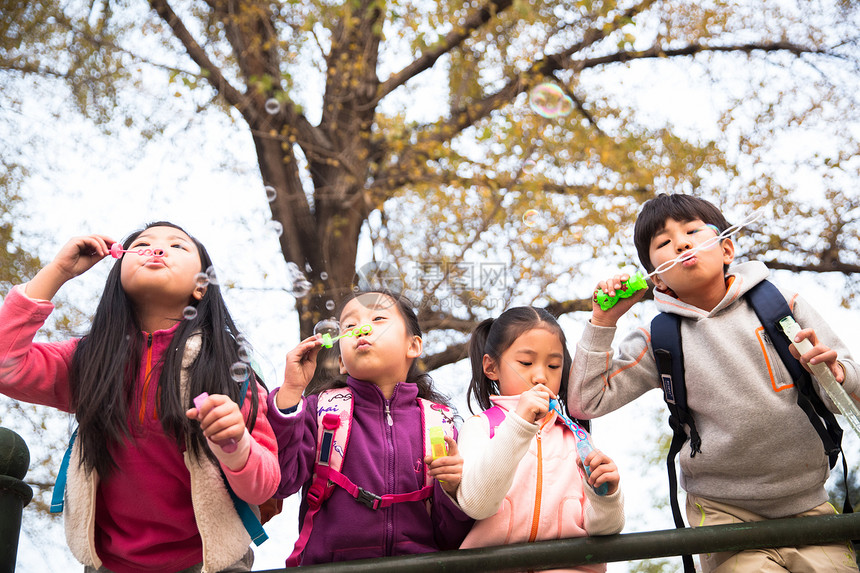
[148,0,246,111]
[421,342,470,371]
[571,41,829,72]
[376,0,515,102]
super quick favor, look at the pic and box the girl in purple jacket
[267,289,473,565]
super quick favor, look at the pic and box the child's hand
[275,335,323,409]
[788,328,846,383]
[591,273,647,328]
[515,384,553,424]
[25,234,116,301]
[425,436,462,497]
[577,448,620,495]
[186,393,246,447]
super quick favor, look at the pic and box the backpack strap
[746,281,843,468]
[747,281,852,515]
[650,312,698,573]
[50,428,77,514]
[287,388,354,567]
[287,390,452,567]
[482,405,507,438]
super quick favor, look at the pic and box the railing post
[0,427,33,573]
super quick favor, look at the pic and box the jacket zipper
[139,332,154,423]
[383,395,395,554]
[528,429,543,543]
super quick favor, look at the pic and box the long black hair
[70,221,262,477]
[466,306,585,428]
[312,288,452,407]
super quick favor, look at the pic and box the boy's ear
[406,335,422,360]
[722,237,736,266]
[482,354,500,381]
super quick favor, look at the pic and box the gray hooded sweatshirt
[569,261,860,518]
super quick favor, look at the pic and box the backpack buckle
[356,487,381,510]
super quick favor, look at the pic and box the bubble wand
[109,242,165,259]
[593,211,763,310]
[314,323,373,348]
[778,317,860,440]
[549,398,609,496]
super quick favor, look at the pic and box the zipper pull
[385,403,393,426]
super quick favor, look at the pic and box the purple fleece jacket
[267,376,473,565]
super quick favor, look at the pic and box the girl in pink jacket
[456,306,624,573]
[0,222,279,573]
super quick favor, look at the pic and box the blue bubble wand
[549,398,609,496]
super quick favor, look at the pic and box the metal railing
[1,427,856,573]
[255,512,860,572]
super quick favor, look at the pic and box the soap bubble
[523,209,540,228]
[264,98,281,115]
[267,220,284,237]
[236,333,248,346]
[205,265,219,286]
[285,262,312,298]
[325,300,336,311]
[528,83,574,119]
[354,261,404,295]
[230,361,251,382]
[194,272,210,288]
[237,344,252,363]
[265,186,277,202]
[182,306,198,320]
[523,159,537,175]
[314,318,340,339]
[320,271,329,280]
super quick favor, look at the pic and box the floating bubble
[205,265,219,286]
[264,98,281,115]
[528,83,574,119]
[314,318,340,339]
[320,271,329,280]
[230,361,251,382]
[182,306,198,320]
[305,262,313,273]
[354,261,404,294]
[290,278,312,298]
[237,344,252,363]
[265,186,277,202]
[236,333,248,346]
[267,220,284,237]
[325,300,336,311]
[194,272,210,288]
[523,159,537,175]
[523,209,540,228]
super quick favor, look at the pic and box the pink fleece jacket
[0,285,279,573]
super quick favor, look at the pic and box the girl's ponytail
[466,318,496,414]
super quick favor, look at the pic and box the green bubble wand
[594,211,762,311]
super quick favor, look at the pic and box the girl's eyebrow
[515,348,564,359]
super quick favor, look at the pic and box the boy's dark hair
[634,193,731,273]
[313,288,452,407]
[70,221,262,477]
[466,306,581,425]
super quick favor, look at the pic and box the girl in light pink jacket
[455,306,624,573]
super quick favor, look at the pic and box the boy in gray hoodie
[568,193,859,572]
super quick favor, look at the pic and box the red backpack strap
[286,388,354,567]
[482,405,507,439]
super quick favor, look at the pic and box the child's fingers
[443,435,458,457]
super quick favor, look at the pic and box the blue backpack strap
[650,312,697,573]
[50,428,77,514]
[747,281,852,516]
[227,369,268,545]
[746,281,843,468]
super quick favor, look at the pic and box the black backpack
[650,279,852,573]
